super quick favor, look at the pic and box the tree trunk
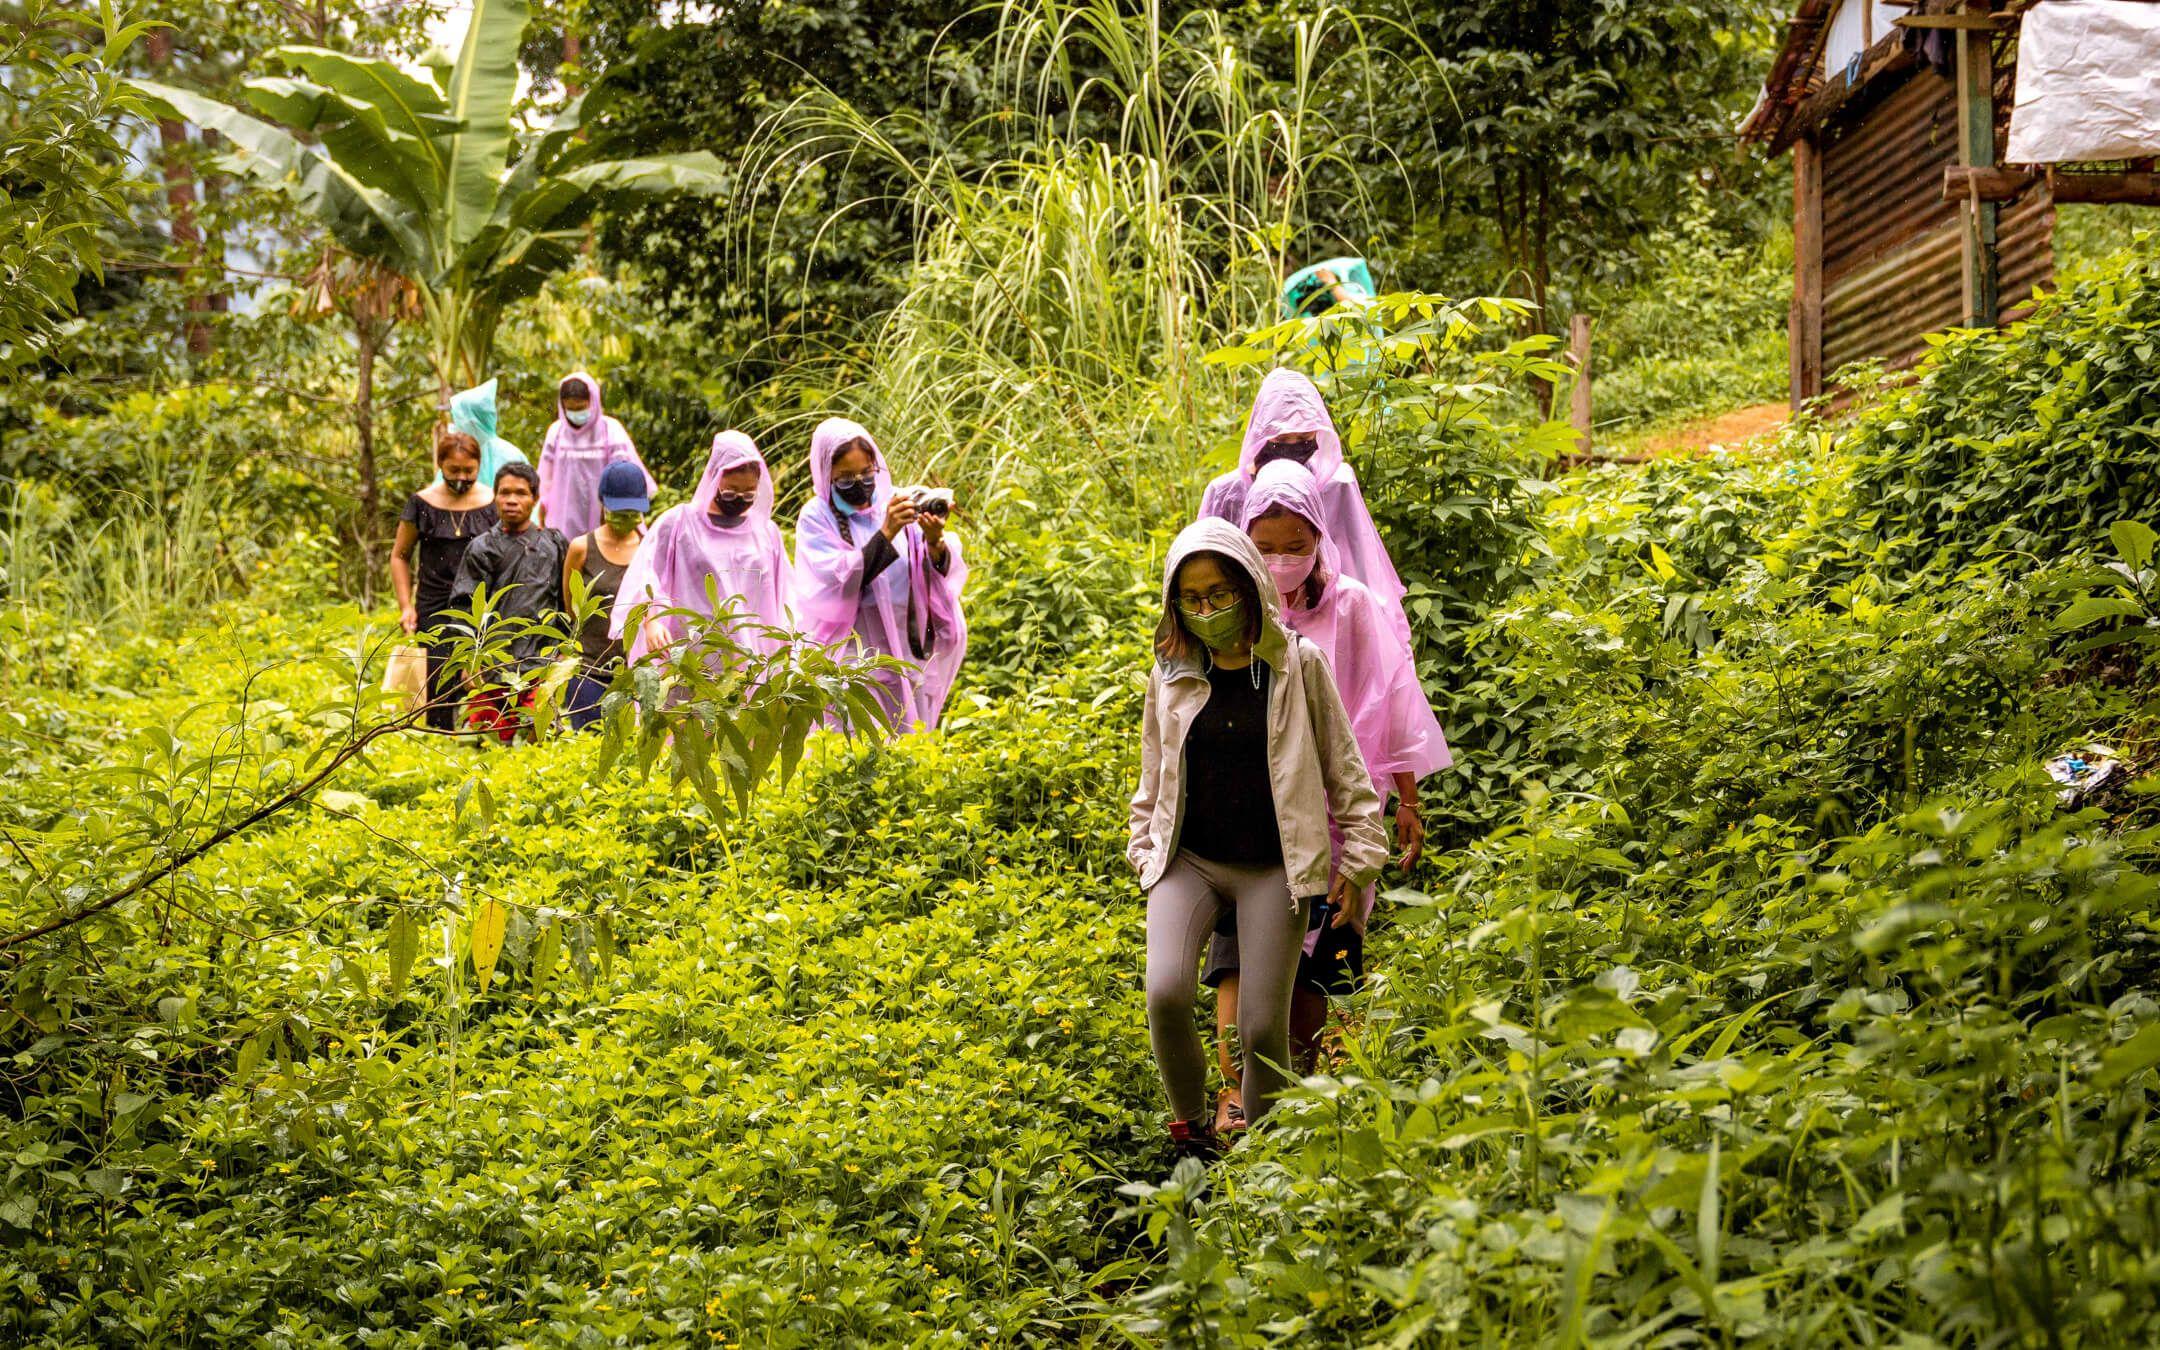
[354,316,383,600]
[146,30,214,357]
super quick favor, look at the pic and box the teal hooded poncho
[438,379,528,487]
[1281,257,1375,320]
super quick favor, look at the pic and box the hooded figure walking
[536,371,658,539]
[1127,517,1387,1160]
[610,430,792,671]
[1199,368,1409,650]
[440,379,527,490]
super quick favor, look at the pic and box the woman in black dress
[390,431,498,730]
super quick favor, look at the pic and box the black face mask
[709,494,752,528]
[1254,438,1317,469]
[833,478,876,510]
[444,476,476,495]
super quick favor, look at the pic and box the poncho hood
[1239,368,1344,485]
[608,430,788,664]
[1159,517,1291,675]
[442,378,527,489]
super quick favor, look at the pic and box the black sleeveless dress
[576,530,632,677]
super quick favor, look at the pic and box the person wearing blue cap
[560,458,650,731]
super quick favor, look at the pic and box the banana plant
[130,0,723,404]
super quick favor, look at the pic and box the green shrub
[1847,236,2160,571]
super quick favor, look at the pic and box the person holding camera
[792,417,968,733]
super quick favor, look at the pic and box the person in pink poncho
[1204,458,1452,1132]
[535,371,658,540]
[608,430,792,670]
[1198,367,1410,649]
[792,417,968,733]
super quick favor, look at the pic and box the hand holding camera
[896,485,955,548]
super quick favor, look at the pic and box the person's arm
[860,530,902,586]
[390,520,421,633]
[545,532,571,626]
[918,512,951,574]
[562,534,587,621]
[1392,770,1424,870]
[1301,643,1388,902]
[1126,670,1167,878]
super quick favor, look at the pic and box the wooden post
[1567,314,1593,455]
[1954,1,1999,326]
[1790,135,1824,408]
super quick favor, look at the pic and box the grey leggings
[1146,851,1311,1125]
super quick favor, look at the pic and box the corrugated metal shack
[1743,0,2056,406]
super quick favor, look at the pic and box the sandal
[1167,1117,1223,1162]
[1213,1087,1246,1135]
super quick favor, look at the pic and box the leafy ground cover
[6,243,2160,1345]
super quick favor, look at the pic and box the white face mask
[565,409,591,428]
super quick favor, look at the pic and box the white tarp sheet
[2007,0,2160,163]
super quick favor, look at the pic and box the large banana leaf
[130,79,429,269]
[547,153,729,199]
[272,47,457,208]
[273,47,453,139]
[241,77,438,220]
[440,0,528,257]
[453,153,724,276]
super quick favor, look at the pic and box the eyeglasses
[832,473,875,491]
[712,491,753,507]
[1175,586,1243,616]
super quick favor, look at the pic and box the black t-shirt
[399,493,498,618]
[1178,661,1281,867]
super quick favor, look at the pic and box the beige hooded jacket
[1127,518,1388,899]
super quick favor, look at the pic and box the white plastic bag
[382,644,428,712]
[2007,1,2160,164]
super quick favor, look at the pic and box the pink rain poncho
[1199,367,1409,648]
[537,370,657,541]
[1244,459,1450,943]
[608,430,791,666]
[792,417,968,733]
[1243,460,1450,792]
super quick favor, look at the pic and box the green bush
[1847,236,2160,571]
[1589,193,1791,434]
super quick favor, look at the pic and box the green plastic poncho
[438,379,528,487]
[1281,257,1375,320]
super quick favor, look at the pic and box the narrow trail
[1627,401,1790,458]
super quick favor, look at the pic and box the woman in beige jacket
[1129,518,1388,1157]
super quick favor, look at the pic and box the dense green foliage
[0,3,153,373]
[9,0,2160,1341]
[128,0,725,402]
[6,237,2160,1342]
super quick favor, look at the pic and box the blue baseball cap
[597,460,650,513]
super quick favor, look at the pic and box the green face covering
[1182,601,1248,652]
[604,509,642,534]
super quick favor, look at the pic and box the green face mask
[604,510,642,534]
[1182,601,1248,652]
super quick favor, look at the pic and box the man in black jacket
[448,462,569,742]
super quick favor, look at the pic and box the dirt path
[1627,402,1790,458]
